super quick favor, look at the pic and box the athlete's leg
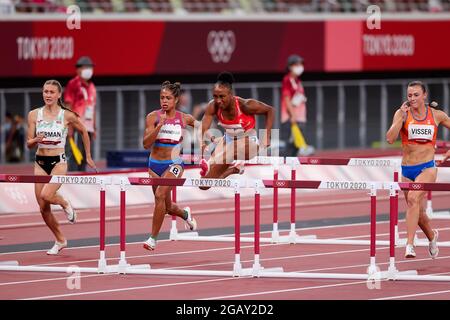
[39,162,70,208]
[415,167,437,241]
[34,163,65,243]
[403,167,437,246]
[149,164,187,238]
[200,138,231,190]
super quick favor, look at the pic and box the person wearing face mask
[280,54,315,157]
[64,56,97,171]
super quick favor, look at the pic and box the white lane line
[200,270,450,300]
[374,289,450,300]
[22,277,243,300]
[0,220,394,256]
[0,273,114,286]
[7,249,450,299]
[0,247,374,287]
[200,280,370,300]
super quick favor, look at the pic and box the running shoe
[183,207,197,231]
[47,240,67,255]
[429,229,439,259]
[404,244,416,258]
[143,237,156,251]
[199,159,210,177]
[63,200,77,224]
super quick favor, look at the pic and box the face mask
[81,68,93,80]
[291,65,304,76]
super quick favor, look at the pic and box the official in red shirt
[280,54,314,156]
[64,56,97,171]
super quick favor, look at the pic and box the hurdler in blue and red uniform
[142,81,199,251]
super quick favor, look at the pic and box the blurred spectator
[177,90,191,113]
[14,114,25,160]
[3,112,24,162]
[64,56,97,171]
[0,0,16,14]
[280,54,314,156]
[429,0,443,12]
[192,102,208,121]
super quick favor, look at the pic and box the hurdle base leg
[233,254,242,277]
[117,252,130,274]
[97,251,108,274]
[0,261,19,266]
[128,264,151,270]
[173,232,200,241]
[271,223,280,243]
[366,260,379,276]
[385,269,419,281]
[169,223,178,241]
[278,234,317,244]
[240,266,284,278]
[431,211,450,220]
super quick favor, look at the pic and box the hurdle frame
[0,174,114,274]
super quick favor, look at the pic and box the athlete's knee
[406,194,421,208]
[40,192,53,203]
[39,203,50,215]
[154,190,167,203]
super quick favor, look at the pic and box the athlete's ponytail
[429,101,441,110]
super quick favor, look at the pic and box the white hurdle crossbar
[0,174,117,274]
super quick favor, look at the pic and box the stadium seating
[8,0,450,14]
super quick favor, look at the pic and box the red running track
[0,188,450,300]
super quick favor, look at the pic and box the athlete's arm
[143,112,164,149]
[435,109,450,130]
[200,102,216,154]
[183,113,199,128]
[26,110,43,149]
[242,98,274,147]
[67,111,96,169]
[386,102,409,144]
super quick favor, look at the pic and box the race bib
[408,124,434,141]
[169,165,182,178]
[157,123,182,141]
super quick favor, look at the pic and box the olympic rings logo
[7,175,18,182]
[411,183,422,190]
[207,30,236,63]
[275,181,286,187]
[309,159,319,164]
[140,179,151,185]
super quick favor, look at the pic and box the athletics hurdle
[0,174,115,274]
[170,156,398,246]
[122,176,283,277]
[170,156,286,244]
[381,181,450,282]
[269,157,399,246]
[425,159,450,220]
[252,179,417,280]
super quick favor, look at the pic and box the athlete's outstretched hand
[86,156,97,172]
